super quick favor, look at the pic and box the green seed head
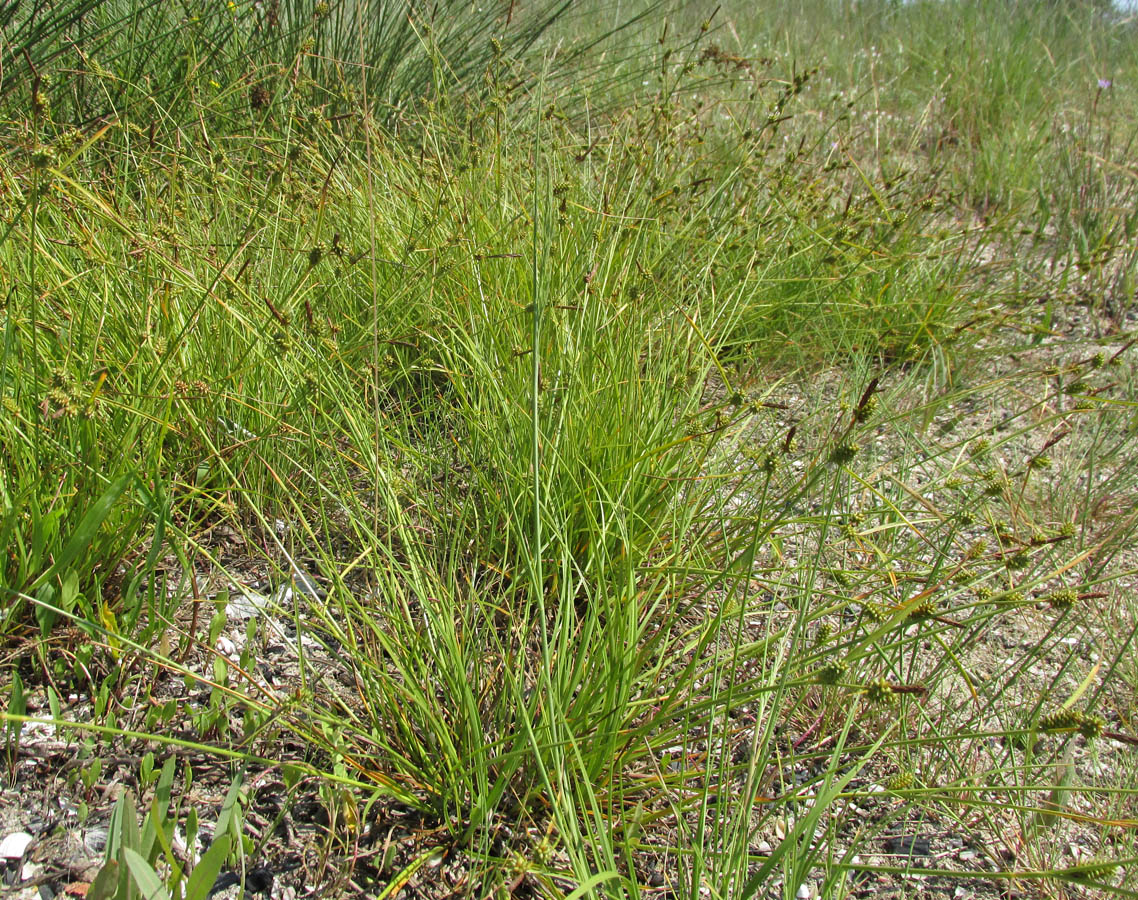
[815,660,849,685]
[1005,551,1030,571]
[885,771,915,791]
[1077,713,1106,740]
[49,367,71,390]
[854,394,878,423]
[1065,859,1119,883]
[1039,709,1081,732]
[829,442,860,465]
[1047,587,1078,610]
[951,568,975,585]
[862,601,887,624]
[56,128,83,155]
[965,538,987,559]
[31,146,56,170]
[907,599,937,621]
[862,677,896,706]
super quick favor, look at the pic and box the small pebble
[216,635,237,656]
[755,840,772,854]
[291,569,326,599]
[796,883,811,900]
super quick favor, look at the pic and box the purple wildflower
[1098,79,1113,90]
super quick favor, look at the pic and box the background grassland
[1,1,1137,898]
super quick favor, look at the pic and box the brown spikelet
[250,84,272,111]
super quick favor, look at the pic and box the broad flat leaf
[105,792,135,861]
[184,835,231,900]
[156,755,177,812]
[213,775,244,842]
[123,848,172,900]
[5,672,25,752]
[86,858,120,900]
[60,570,80,615]
[33,582,57,636]
[30,474,132,592]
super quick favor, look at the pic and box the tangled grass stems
[1,1,1137,898]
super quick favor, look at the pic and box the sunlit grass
[1,1,1136,898]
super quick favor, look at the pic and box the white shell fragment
[0,832,34,860]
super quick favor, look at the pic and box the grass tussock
[1,1,1137,898]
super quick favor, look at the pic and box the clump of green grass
[1,3,1137,900]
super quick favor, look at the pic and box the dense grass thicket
[2,1,1137,898]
